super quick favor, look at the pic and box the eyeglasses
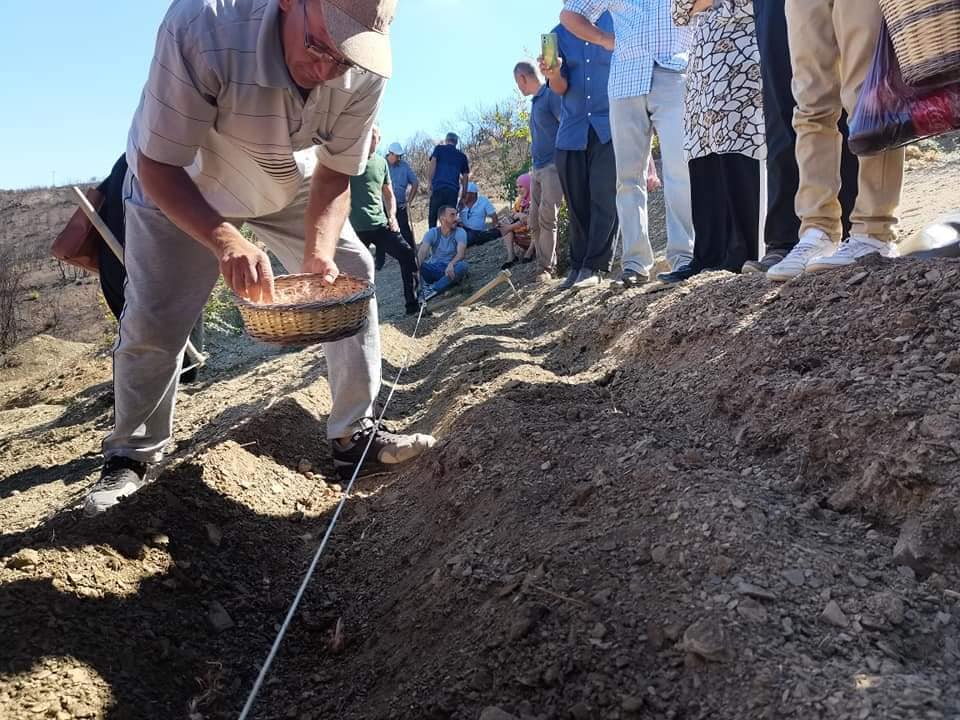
[303,1,364,77]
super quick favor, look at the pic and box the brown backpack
[51,187,103,274]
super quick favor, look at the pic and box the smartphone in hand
[541,32,559,69]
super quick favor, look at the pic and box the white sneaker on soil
[806,235,898,272]
[766,230,836,282]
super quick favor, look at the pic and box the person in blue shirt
[458,182,502,246]
[540,15,619,289]
[386,141,420,253]
[514,60,564,283]
[428,133,470,228]
[418,206,469,301]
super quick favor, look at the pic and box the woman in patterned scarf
[498,173,536,270]
[658,0,765,283]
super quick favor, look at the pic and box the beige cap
[322,0,396,78]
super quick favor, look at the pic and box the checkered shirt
[564,0,690,99]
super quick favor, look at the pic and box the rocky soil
[1,150,960,720]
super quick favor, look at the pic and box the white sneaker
[806,235,898,272]
[766,230,837,282]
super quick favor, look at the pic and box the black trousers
[556,127,619,273]
[357,226,419,309]
[689,154,761,273]
[755,0,859,251]
[375,206,417,270]
[428,187,459,228]
[465,227,502,247]
[396,206,417,250]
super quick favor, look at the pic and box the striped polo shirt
[126,0,387,219]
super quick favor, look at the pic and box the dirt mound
[4,151,960,719]
[6,253,960,719]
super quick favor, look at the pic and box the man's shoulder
[163,0,263,34]
[455,227,468,243]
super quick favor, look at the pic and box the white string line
[238,303,427,720]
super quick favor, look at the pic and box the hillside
[1,147,960,719]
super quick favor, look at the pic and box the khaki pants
[528,163,564,273]
[785,0,904,242]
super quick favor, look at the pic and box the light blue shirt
[564,0,690,100]
[459,196,497,231]
[388,159,418,207]
[423,226,467,265]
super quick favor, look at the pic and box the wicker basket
[237,273,374,345]
[880,0,960,87]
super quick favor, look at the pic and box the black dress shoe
[656,263,698,284]
[612,269,649,288]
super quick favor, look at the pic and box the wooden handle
[461,269,511,306]
[71,186,124,263]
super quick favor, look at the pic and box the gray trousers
[103,173,380,463]
[610,68,695,273]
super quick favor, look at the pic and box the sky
[0,0,556,190]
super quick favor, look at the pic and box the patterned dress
[673,0,765,161]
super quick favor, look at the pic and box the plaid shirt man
[563,0,690,99]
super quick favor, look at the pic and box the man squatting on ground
[84,0,435,516]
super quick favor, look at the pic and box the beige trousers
[528,163,564,273]
[785,0,904,242]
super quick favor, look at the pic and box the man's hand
[692,0,713,13]
[538,55,563,82]
[216,224,275,304]
[445,261,457,281]
[599,31,615,51]
[387,216,400,233]
[303,255,340,285]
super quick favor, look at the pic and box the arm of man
[382,177,399,232]
[406,166,420,203]
[459,172,470,208]
[447,233,467,280]
[303,166,351,282]
[137,155,274,302]
[132,17,273,302]
[560,6,614,51]
[428,153,437,187]
[307,76,386,281]
[418,231,432,264]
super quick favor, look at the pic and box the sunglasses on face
[303,1,365,77]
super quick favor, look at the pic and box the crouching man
[418,206,469,302]
[85,0,435,516]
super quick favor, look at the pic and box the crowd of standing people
[362,0,904,305]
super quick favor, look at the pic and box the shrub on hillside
[0,245,23,351]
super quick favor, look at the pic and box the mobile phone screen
[541,33,559,69]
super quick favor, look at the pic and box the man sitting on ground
[458,182,502,246]
[350,125,422,315]
[419,206,469,301]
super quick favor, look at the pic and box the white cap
[387,141,404,156]
[466,181,479,193]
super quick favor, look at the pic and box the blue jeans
[421,259,468,295]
